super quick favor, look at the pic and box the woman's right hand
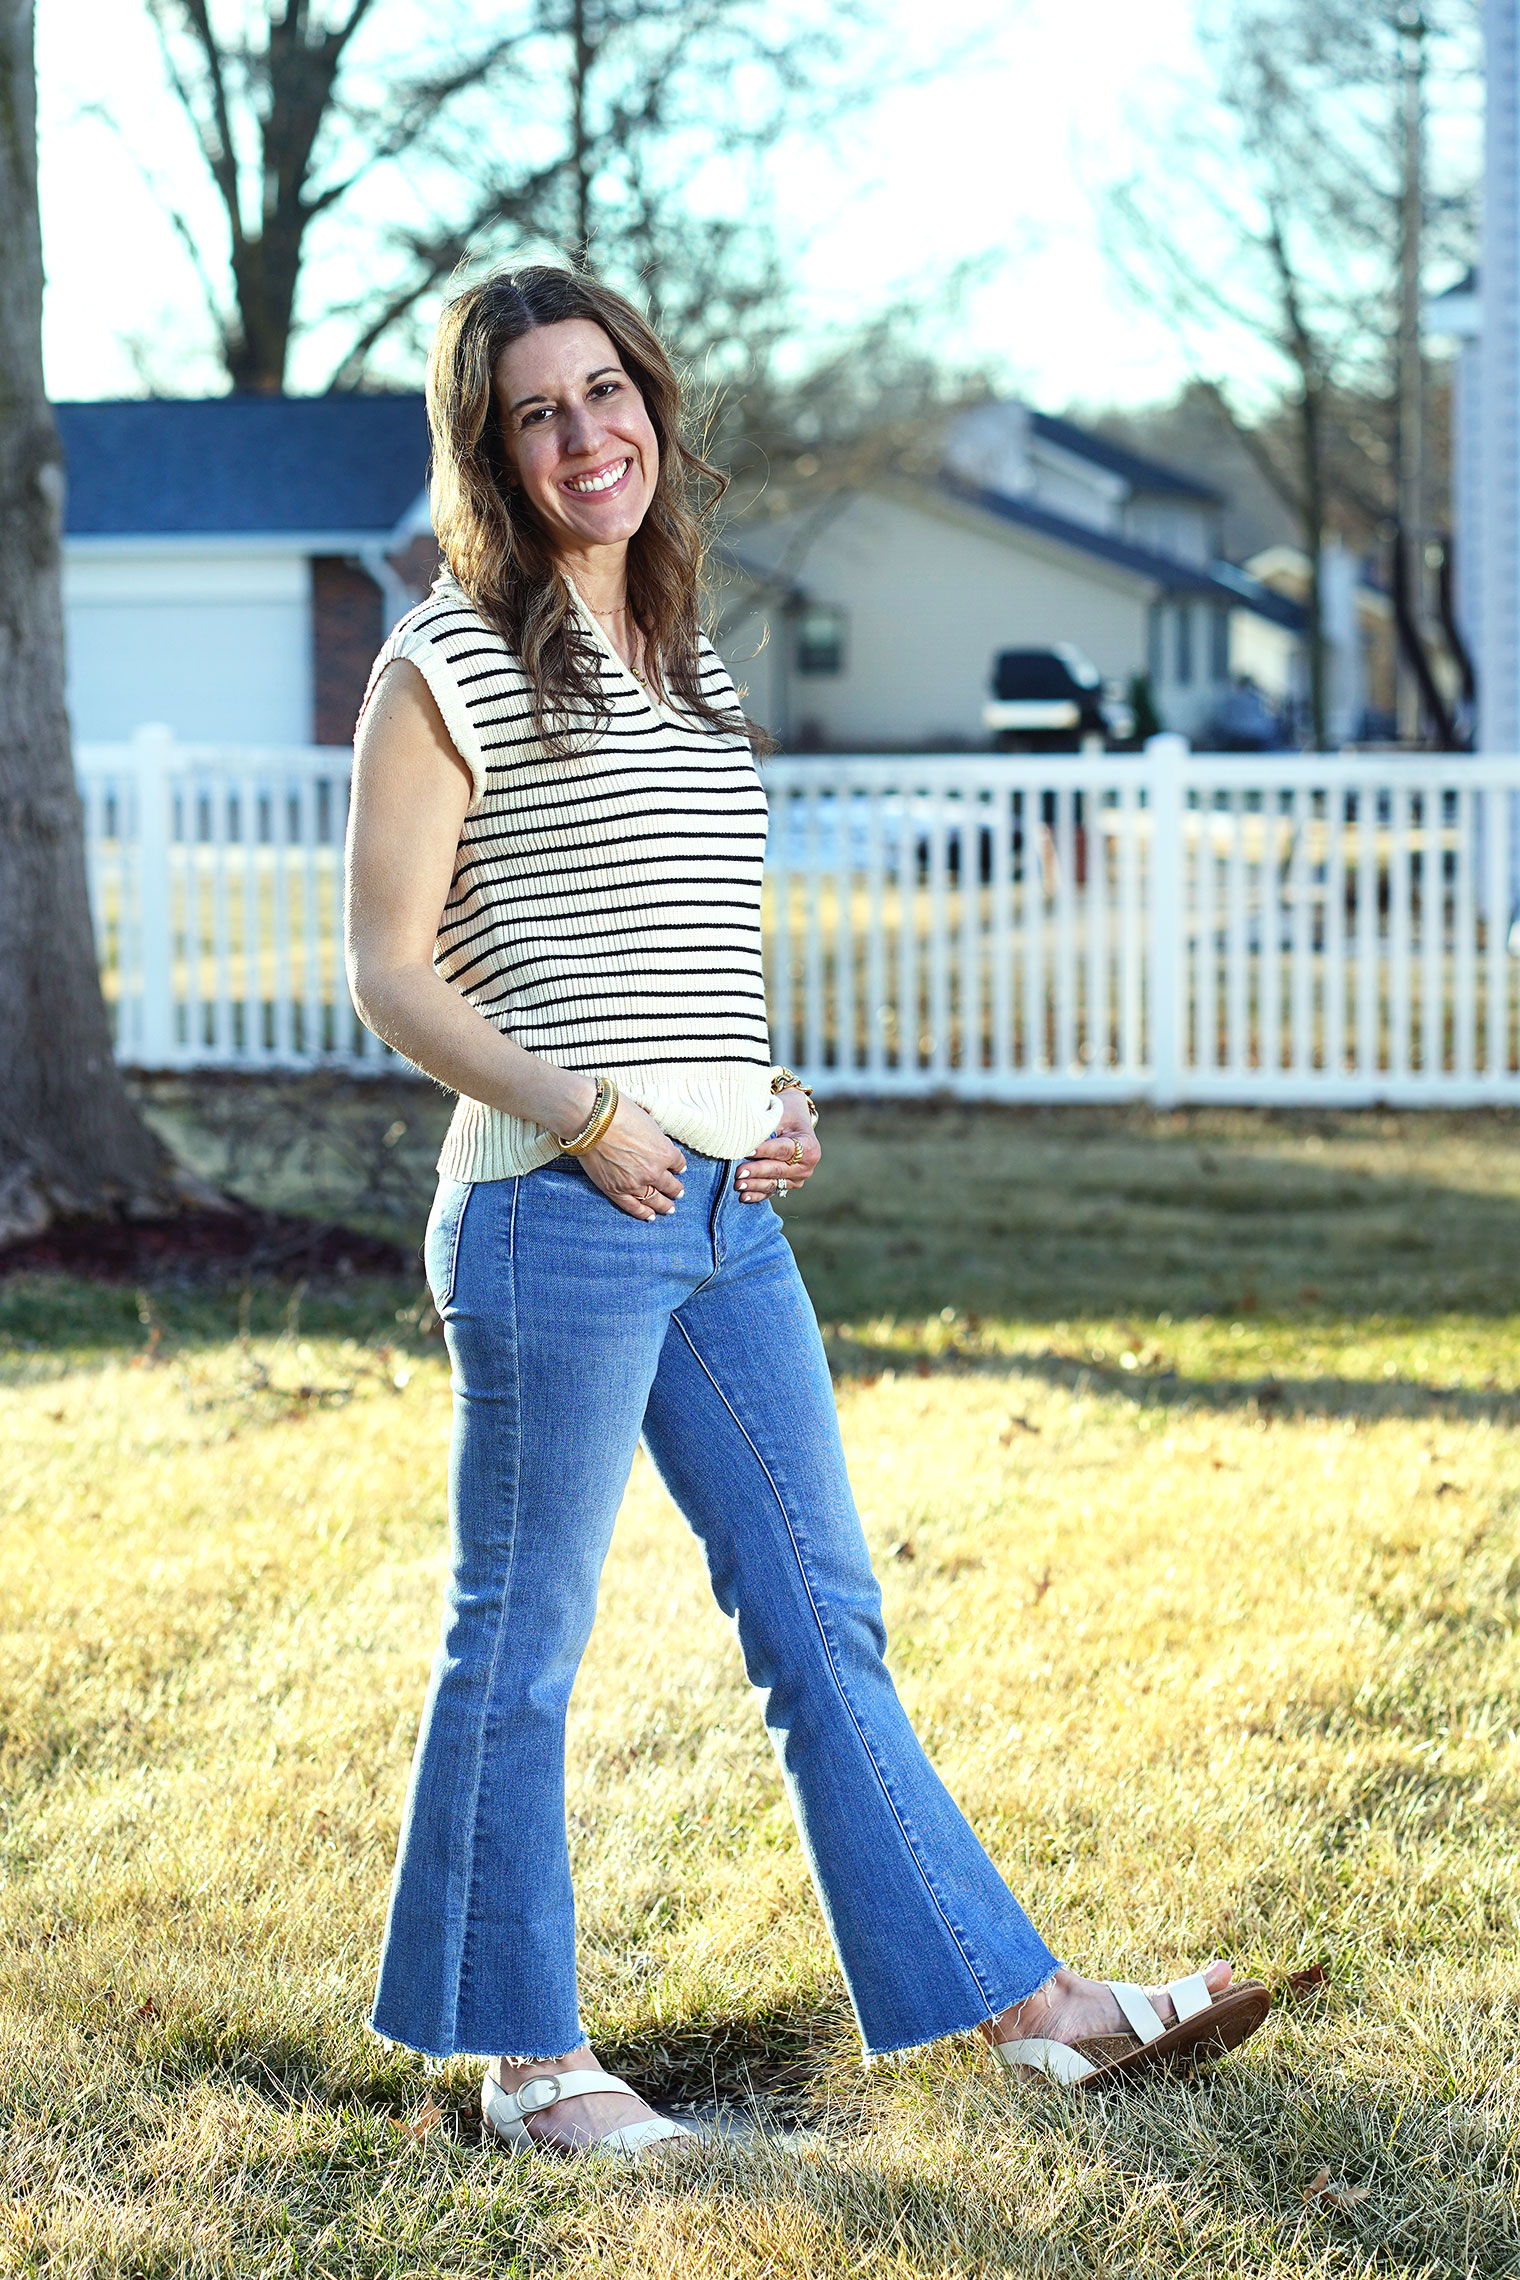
[578,1096,686,1220]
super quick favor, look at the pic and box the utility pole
[1396,3,1427,742]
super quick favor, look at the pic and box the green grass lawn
[1,1095,1517,2277]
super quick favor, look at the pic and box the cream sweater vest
[360,574,781,1181]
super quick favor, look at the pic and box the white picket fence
[78,727,1520,1104]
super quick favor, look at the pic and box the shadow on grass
[104,1992,852,2144]
[783,1100,1520,1327]
[598,1998,856,2124]
[7,1096,1520,1356]
[0,1269,430,1366]
[827,1342,1520,1429]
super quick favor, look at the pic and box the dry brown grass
[2,1101,1518,2276]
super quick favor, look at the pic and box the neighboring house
[59,389,1309,756]
[58,396,435,746]
[1243,543,1397,744]
[725,402,1307,748]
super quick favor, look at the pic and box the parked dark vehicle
[982,645,1122,751]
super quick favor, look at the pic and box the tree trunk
[1301,400,1328,752]
[570,0,594,264]
[0,0,193,1241]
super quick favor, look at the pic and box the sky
[30,0,1423,415]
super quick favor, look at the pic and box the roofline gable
[1026,408,1224,505]
[936,477,1305,628]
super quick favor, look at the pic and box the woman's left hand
[735,1092,821,1203]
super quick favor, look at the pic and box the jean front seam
[669,1313,1000,2019]
[682,1161,732,1298]
[449,1191,527,2043]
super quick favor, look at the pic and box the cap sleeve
[356,618,490,812]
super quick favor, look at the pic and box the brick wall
[389,532,443,596]
[311,557,384,745]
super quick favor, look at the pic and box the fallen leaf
[887,1539,916,1562]
[1285,1962,1328,1997]
[1305,2167,1371,2210]
[392,2097,445,2140]
[1032,1566,1053,1603]
[998,1414,1039,1441]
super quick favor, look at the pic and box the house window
[795,604,846,676]
[1210,604,1231,681]
[1174,604,1194,687]
[1147,602,1164,684]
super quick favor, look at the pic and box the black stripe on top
[375,577,771,1073]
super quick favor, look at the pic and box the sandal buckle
[515,2075,562,2114]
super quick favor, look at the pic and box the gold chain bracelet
[769,1068,819,1126]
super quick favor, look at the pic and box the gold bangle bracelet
[558,1074,619,1155]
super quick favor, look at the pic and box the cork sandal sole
[994,1974,1273,2090]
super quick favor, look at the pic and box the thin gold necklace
[587,599,650,687]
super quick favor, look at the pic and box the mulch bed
[0,1208,413,1283]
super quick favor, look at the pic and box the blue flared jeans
[371,1151,1058,2059]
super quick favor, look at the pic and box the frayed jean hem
[369,2018,592,2066]
[857,1958,1064,2062]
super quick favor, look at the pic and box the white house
[58,396,434,747]
[723,403,1306,750]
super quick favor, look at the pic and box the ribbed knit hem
[436,1064,784,1183]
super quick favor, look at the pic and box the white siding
[1024,452,1122,531]
[1123,499,1213,565]
[1482,0,1520,750]
[63,547,313,743]
[733,489,1151,749]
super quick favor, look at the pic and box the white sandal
[482,2061,691,2158]
[994,1972,1272,2089]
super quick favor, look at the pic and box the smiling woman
[423,267,750,752]
[340,263,1270,2166]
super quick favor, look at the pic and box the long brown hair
[427,265,760,754]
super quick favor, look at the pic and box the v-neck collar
[563,574,685,726]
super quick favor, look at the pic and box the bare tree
[0,0,195,1241]
[1105,0,1477,748]
[128,0,879,396]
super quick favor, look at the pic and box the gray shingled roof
[941,477,1305,629]
[57,395,428,539]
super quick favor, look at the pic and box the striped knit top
[359,570,780,1182]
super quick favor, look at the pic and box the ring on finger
[788,1137,803,1166]
[774,1177,790,1197]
